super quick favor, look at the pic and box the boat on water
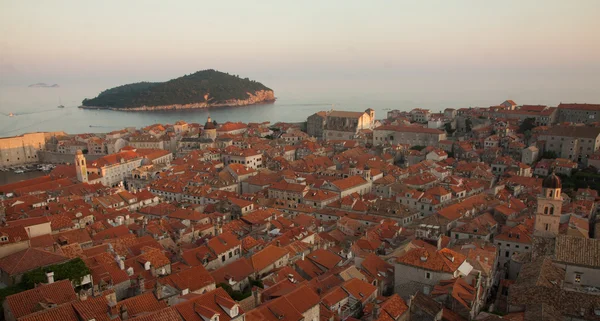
[58,97,65,108]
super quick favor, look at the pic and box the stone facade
[307,111,328,139]
[0,133,45,168]
[557,103,600,124]
[323,109,375,141]
[373,125,446,147]
[538,126,600,163]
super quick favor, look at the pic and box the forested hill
[81,70,274,109]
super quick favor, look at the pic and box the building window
[425,272,431,279]
[575,273,581,283]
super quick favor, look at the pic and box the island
[79,69,275,111]
[29,83,60,88]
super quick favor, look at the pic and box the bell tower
[75,150,88,183]
[534,171,562,236]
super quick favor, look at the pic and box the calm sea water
[0,83,405,137]
[1,78,598,137]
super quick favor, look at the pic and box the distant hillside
[81,70,274,110]
[29,83,59,88]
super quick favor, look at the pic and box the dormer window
[0,236,8,242]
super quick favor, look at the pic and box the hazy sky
[1,0,600,102]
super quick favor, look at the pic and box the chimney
[373,303,381,319]
[120,304,129,320]
[79,289,88,301]
[46,272,54,284]
[137,275,145,295]
[155,281,163,299]
[252,286,261,308]
[287,274,295,284]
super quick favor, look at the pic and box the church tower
[203,116,217,141]
[534,171,562,236]
[75,150,88,183]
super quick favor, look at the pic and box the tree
[542,151,558,159]
[443,123,456,137]
[410,145,426,151]
[518,118,536,134]
[465,119,473,132]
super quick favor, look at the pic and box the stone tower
[75,150,88,183]
[534,171,562,236]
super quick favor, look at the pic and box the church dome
[204,116,216,130]
[542,172,561,189]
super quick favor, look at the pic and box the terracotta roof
[331,175,368,191]
[322,286,349,306]
[129,307,183,321]
[431,277,476,309]
[116,292,167,317]
[173,287,243,321]
[161,265,215,292]
[0,248,70,276]
[0,225,29,244]
[396,243,466,273]
[306,249,343,270]
[210,257,254,283]
[379,294,408,320]
[341,278,378,303]
[245,295,303,321]
[5,280,77,319]
[542,125,600,139]
[557,103,600,111]
[250,245,289,272]
[18,303,81,321]
[207,232,241,255]
[554,235,600,268]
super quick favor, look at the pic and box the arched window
[550,207,554,215]
[549,190,553,197]
[544,207,549,214]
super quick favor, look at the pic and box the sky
[1,0,600,103]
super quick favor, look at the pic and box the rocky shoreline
[79,90,275,111]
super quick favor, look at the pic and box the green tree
[518,118,537,134]
[465,119,473,132]
[443,123,456,137]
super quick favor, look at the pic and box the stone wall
[38,150,102,164]
[0,133,46,167]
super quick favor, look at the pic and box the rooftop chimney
[46,272,54,284]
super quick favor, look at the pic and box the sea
[1,78,598,137]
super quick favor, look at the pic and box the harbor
[0,164,55,185]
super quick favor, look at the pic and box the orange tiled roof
[5,280,77,319]
[396,243,466,273]
[0,248,70,276]
[250,245,289,272]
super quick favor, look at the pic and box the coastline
[79,90,276,112]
